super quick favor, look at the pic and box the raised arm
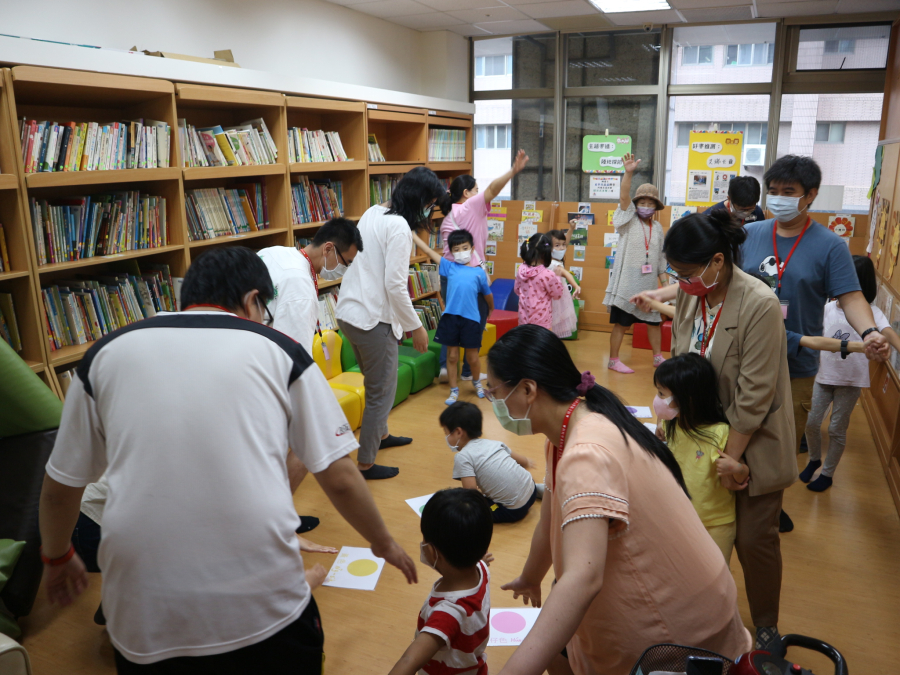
[484,149,529,203]
[619,153,640,211]
[412,232,442,265]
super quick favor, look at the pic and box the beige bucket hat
[632,183,664,211]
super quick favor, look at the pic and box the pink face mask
[677,260,719,297]
[653,394,679,420]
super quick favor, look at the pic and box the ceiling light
[589,0,671,12]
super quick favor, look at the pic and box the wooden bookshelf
[0,65,471,395]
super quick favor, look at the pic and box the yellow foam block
[330,372,367,414]
[330,385,361,430]
[480,323,497,356]
[312,330,345,380]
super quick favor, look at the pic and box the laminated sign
[685,132,743,208]
[582,135,632,174]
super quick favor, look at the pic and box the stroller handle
[769,634,849,675]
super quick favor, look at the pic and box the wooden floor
[19,331,900,674]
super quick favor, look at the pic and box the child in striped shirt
[389,488,492,675]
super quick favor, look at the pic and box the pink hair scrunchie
[576,371,596,396]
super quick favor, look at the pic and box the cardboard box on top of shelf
[132,48,240,68]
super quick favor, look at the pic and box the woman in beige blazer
[663,209,796,651]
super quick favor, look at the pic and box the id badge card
[780,301,789,319]
[641,263,653,274]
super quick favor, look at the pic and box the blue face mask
[491,381,533,436]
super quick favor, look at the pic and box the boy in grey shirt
[439,402,542,523]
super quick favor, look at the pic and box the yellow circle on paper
[347,559,379,577]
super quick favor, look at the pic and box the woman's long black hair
[487,324,689,495]
[438,175,477,216]
[663,209,746,268]
[386,166,446,234]
[653,353,728,446]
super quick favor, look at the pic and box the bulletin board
[685,131,743,209]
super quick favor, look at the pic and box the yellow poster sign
[685,132,743,209]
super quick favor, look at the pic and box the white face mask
[320,245,348,280]
[420,542,436,569]
[551,249,565,260]
[445,433,459,452]
[491,382,533,436]
[767,195,806,223]
[453,250,472,265]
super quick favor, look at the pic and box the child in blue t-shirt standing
[413,230,494,405]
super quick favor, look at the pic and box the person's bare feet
[306,563,328,590]
[297,536,338,554]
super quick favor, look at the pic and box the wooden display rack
[0,66,471,396]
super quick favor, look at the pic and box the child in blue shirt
[413,230,493,405]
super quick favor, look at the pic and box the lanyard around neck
[700,292,727,358]
[551,400,581,487]
[772,217,811,291]
[299,248,324,341]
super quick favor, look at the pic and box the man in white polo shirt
[37,246,416,674]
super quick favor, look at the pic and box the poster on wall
[488,220,505,241]
[670,205,697,226]
[582,134,633,174]
[570,229,588,247]
[568,212,594,229]
[518,222,537,239]
[603,233,619,248]
[828,214,855,238]
[569,266,583,282]
[485,242,497,256]
[577,202,591,214]
[574,245,586,261]
[589,175,620,200]
[685,131,743,208]
[485,261,494,275]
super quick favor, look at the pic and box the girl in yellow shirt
[653,353,749,562]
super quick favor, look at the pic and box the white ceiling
[323,0,900,36]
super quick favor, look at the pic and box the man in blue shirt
[704,175,766,225]
[413,229,494,405]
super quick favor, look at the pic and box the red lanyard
[551,400,581,487]
[772,218,811,291]
[299,248,324,340]
[640,219,651,262]
[700,292,726,358]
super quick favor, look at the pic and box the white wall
[0,0,469,101]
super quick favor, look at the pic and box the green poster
[582,134,632,174]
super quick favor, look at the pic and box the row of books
[428,129,467,162]
[317,288,340,332]
[57,366,77,396]
[19,119,171,173]
[30,192,168,266]
[288,129,350,164]
[367,134,386,162]
[370,174,400,206]
[179,119,277,168]
[410,229,441,258]
[0,293,21,351]
[408,263,439,299]
[185,184,269,241]
[41,264,179,351]
[0,225,10,272]
[414,297,442,331]
[291,177,343,224]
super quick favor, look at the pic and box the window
[475,125,511,150]
[475,55,512,77]
[815,122,846,143]
[797,24,890,70]
[682,45,713,65]
[676,121,767,148]
[567,30,661,86]
[670,24,776,85]
[825,39,855,54]
[725,43,774,66]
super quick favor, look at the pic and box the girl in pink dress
[514,234,566,330]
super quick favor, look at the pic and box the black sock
[360,464,400,480]
[799,459,821,483]
[379,435,412,449]
[295,516,320,534]
[807,474,833,492]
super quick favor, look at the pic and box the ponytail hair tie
[576,371,596,396]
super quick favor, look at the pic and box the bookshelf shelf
[411,290,439,302]
[0,174,17,190]
[410,255,428,264]
[428,116,472,129]
[35,244,186,275]
[294,217,363,231]
[26,359,44,373]
[368,162,424,176]
[26,167,182,188]
[188,228,289,248]
[426,162,471,172]
[368,109,426,124]
[183,164,286,181]
[0,270,31,281]
[290,161,366,173]
[175,84,284,109]
[49,342,92,368]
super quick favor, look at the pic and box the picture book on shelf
[428,129,466,162]
[291,178,343,224]
[180,119,277,167]
[289,129,350,163]
[185,186,267,241]
[0,293,22,352]
[0,224,10,272]
[367,134,386,162]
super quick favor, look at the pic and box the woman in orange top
[485,325,751,675]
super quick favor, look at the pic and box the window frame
[725,42,775,67]
[815,121,847,144]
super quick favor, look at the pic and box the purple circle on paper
[491,611,527,634]
[626,406,637,414]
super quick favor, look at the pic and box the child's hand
[572,284,581,299]
[655,424,666,442]
[715,454,743,476]
[482,552,494,566]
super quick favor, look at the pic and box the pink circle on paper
[491,611,527,634]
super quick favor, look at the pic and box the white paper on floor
[626,406,653,419]
[643,422,657,434]
[406,494,435,517]
[488,607,542,646]
[322,547,385,591]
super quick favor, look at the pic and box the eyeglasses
[664,264,695,284]
[336,247,350,268]
[257,297,274,327]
